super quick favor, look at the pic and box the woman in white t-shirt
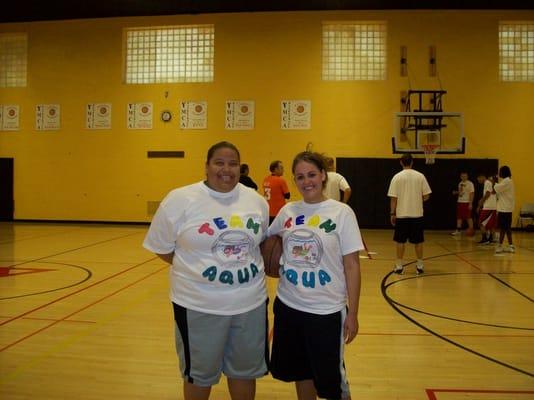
[494,165,516,253]
[268,152,364,400]
[143,142,269,400]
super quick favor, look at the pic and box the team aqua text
[198,215,262,286]
[198,216,261,235]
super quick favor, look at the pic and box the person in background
[388,153,432,275]
[263,160,290,224]
[239,163,258,190]
[143,141,269,400]
[268,151,363,400]
[473,173,486,229]
[451,171,475,236]
[476,173,497,244]
[324,156,352,203]
[494,165,515,254]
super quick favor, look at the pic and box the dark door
[337,157,498,229]
[0,158,14,221]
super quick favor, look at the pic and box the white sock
[416,259,424,267]
[395,259,403,267]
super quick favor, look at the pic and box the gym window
[499,21,534,82]
[322,21,387,81]
[124,25,214,84]
[0,33,27,88]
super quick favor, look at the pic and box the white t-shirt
[482,180,497,210]
[494,177,515,212]
[387,168,432,218]
[268,199,364,315]
[324,171,350,201]
[143,182,269,315]
[457,180,475,203]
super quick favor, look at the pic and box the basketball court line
[1,230,143,269]
[358,332,534,338]
[425,388,534,399]
[0,256,157,327]
[382,249,534,378]
[382,243,534,377]
[0,316,95,324]
[435,242,483,272]
[438,244,534,302]
[385,274,533,331]
[382,272,534,377]
[0,267,169,382]
[0,225,86,245]
[487,273,534,303]
[0,262,167,352]
[0,261,93,300]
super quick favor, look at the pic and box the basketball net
[422,144,439,164]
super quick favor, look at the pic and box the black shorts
[270,297,350,400]
[497,212,512,230]
[393,217,425,244]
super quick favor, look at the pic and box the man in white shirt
[324,157,352,203]
[387,154,432,275]
[494,165,515,254]
[451,171,475,236]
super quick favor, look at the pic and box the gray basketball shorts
[172,300,269,387]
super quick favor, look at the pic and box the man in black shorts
[387,154,432,274]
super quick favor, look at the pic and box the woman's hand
[342,251,361,345]
[344,313,359,344]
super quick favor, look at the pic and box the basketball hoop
[422,144,439,164]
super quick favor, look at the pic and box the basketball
[260,235,283,278]
[466,227,475,237]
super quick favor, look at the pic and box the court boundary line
[426,388,534,399]
[438,243,534,302]
[0,256,157,327]
[0,266,169,382]
[0,226,87,245]
[0,316,95,324]
[381,246,534,377]
[488,273,534,303]
[385,273,534,330]
[2,231,143,269]
[0,261,166,352]
[0,262,93,300]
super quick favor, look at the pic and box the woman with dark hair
[494,165,516,254]
[239,163,258,190]
[267,151,364,400]
[143,141,269,400]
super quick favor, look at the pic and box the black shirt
[239,175,258,190]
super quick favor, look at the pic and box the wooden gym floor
[0,222,533,399]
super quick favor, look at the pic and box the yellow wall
[1,10,533,222]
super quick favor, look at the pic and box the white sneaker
[416,265,424,275]
[495,245,504,254]
[450,230,461,236]
[393,265,404,275]
[505,245,515,253]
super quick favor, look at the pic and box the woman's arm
[343,251,361,344]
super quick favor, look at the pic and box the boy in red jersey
[263,160,290,224]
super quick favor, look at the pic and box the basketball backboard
[392,111,465,154]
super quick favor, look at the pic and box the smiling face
[293,160,326,203]
[205,147,240,193]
